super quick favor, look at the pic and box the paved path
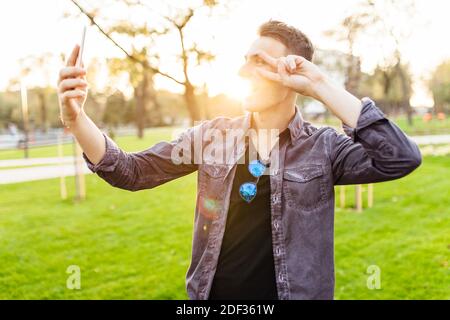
[1,134,449,184]
[0,162,92,184]
[409,134,450,145]
[0,156,74,168]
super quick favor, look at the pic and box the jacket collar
[243,104,305,142]
[287,105,305,141]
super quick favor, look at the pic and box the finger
[293,55,306,68]
[62,89,86,102]
[286,55,306,69]
[286,56,296,72]
[66,45,80,67]
[256,51,278,68]
[59,78,88,92]
[58,67,87,82]
[256,68,281,82]
[277,58,289,83]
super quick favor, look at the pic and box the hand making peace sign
[255,51,327,99]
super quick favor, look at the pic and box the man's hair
[258,20,314,61]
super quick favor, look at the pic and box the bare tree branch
[69,0,185,86]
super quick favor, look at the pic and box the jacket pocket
[283,164,328,211]
[198,164,229,218]
[199,164,228,194]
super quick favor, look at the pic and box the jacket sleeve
[83,126,200,191]
[330,98,422,185]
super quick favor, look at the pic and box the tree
[103,90,128,128]
[8,53,57,133]
[0,92,19,129]
[324,1,378,95]
[429,60,450,114]
[69,0,221,133]
[373,0,418,124]
[360,63,412,116]
[325,0,418,124]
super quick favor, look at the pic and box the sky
[0,0,449,107]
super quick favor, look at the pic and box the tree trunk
[135,74,149,139]
[38,91,48,133]
[184,82,201,126]
[345,55,361,96]
[406,104,413,125]
[396,62,413,126]
[146,82,162,127]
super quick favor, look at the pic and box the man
[57,20,421,300]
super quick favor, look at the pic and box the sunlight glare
[224,77,251,101]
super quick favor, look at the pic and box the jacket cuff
[343,97,386,141]
[82,133,121,173]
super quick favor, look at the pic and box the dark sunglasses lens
[239,182,257,203]
[248,159,266,178]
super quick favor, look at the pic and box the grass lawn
[0,156,449,299]
[0,127,177,160]
[392,116,450,135]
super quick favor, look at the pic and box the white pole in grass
[73,138,86,201]
[339,186,346,209]
[20,81,30,159]
[368,184,374,208]
[58,134,67,200]
[355,185,363,213]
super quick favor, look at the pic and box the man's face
[239,36,291,112]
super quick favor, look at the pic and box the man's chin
[242,98,271,113]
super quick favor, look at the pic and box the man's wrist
[310,77,362,128]
[310,76,333,103]
[65,109,87,133]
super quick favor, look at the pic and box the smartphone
[75,26,86,68]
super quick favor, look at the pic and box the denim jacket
[83,98,421,299]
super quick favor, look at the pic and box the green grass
[0,156,449,299]
[0,171,197,299]
[392,116,450,135]
[334,156,450,299]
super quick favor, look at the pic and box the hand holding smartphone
[57,26,88,128]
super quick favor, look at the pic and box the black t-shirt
[209,129,289,300]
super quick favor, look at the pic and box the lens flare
[199,196,220,220]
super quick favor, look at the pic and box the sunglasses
[239,159,269,203]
